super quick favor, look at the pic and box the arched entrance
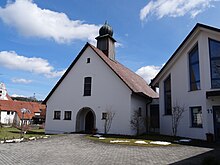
[75,107,96,133]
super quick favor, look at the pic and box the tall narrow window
[138,107,142,117]
[164,75,172,115]
[84,77,92,96]
[209,39,220,88]
[191,106,202,128]
[189,44,200,91]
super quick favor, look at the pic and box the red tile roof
[6,94,12,100]
[89,44,158,98]
[0,100,46,120]
[44,43,158,103]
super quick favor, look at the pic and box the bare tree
[103,106,115,134]
[172,104,186,136]
[130,109,145,136]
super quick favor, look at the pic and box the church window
[54,111,61,120]
[102,112,107,120]
[138,107,142,117]
[64,111,71,120]
[84,77,92,96]
[87,58,90,63]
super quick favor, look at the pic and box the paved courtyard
[0,134,216,165]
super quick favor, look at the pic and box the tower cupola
[96,21,116,60]
[99,22,113,36]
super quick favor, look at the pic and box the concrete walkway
[0,134,214,165]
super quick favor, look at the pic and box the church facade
[44,23,158,135]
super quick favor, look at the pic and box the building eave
[43,43,90,104]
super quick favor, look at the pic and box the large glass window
[64,111,72,120]
[209,39,220,88]
[191,106,202,128]
[54,111,61,120]
[164,75,172,115]
[189,44,200,91]
[84,77,92,96]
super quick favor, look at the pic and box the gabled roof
[150,23,220,87]
[43,43,158,103]
[0,100,46,119]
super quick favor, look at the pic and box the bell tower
[0,82,8,100]
[96,21,116,60]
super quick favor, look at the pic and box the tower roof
[99,21,113,37]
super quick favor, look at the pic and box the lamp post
[20,108,30,139]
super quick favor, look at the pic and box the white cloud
[136,65,161,84]
[11,94,27,97]
[0,51,65,78]
[12,78,32,84]
[140,0,216,21]
[0,0,100,44]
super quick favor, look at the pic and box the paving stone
[0,134,213,165]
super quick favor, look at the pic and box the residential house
[150,23,220,141]
[43,22,158,135]
[0,83,46,126]
[0,100,46,126]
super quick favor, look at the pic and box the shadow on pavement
[171,142,220,165]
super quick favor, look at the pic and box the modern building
[151,23,220,141]
[44,22,158,135]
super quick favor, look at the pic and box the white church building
[151,23,220,141]
[44,23,158,135]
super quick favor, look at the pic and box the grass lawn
[0,126,45,140]
[86,134,176,147]
[87,133,219,148]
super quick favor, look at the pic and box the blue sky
[0,0,220,100]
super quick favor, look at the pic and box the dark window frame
[83,77,92,96]
[7,111,10,115]
[209,38,220,89]
[53,111,61,120]
[189,44,201,91]
[191,106,203,128]
[164,75,172,115]
[102,112,107,120]
[138,107,142,117]
[64,111,72,120]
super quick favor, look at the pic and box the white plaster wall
[45,47,132,135]
[158,30,220,140]
[1,111,15,124]
[130,94,148,135]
